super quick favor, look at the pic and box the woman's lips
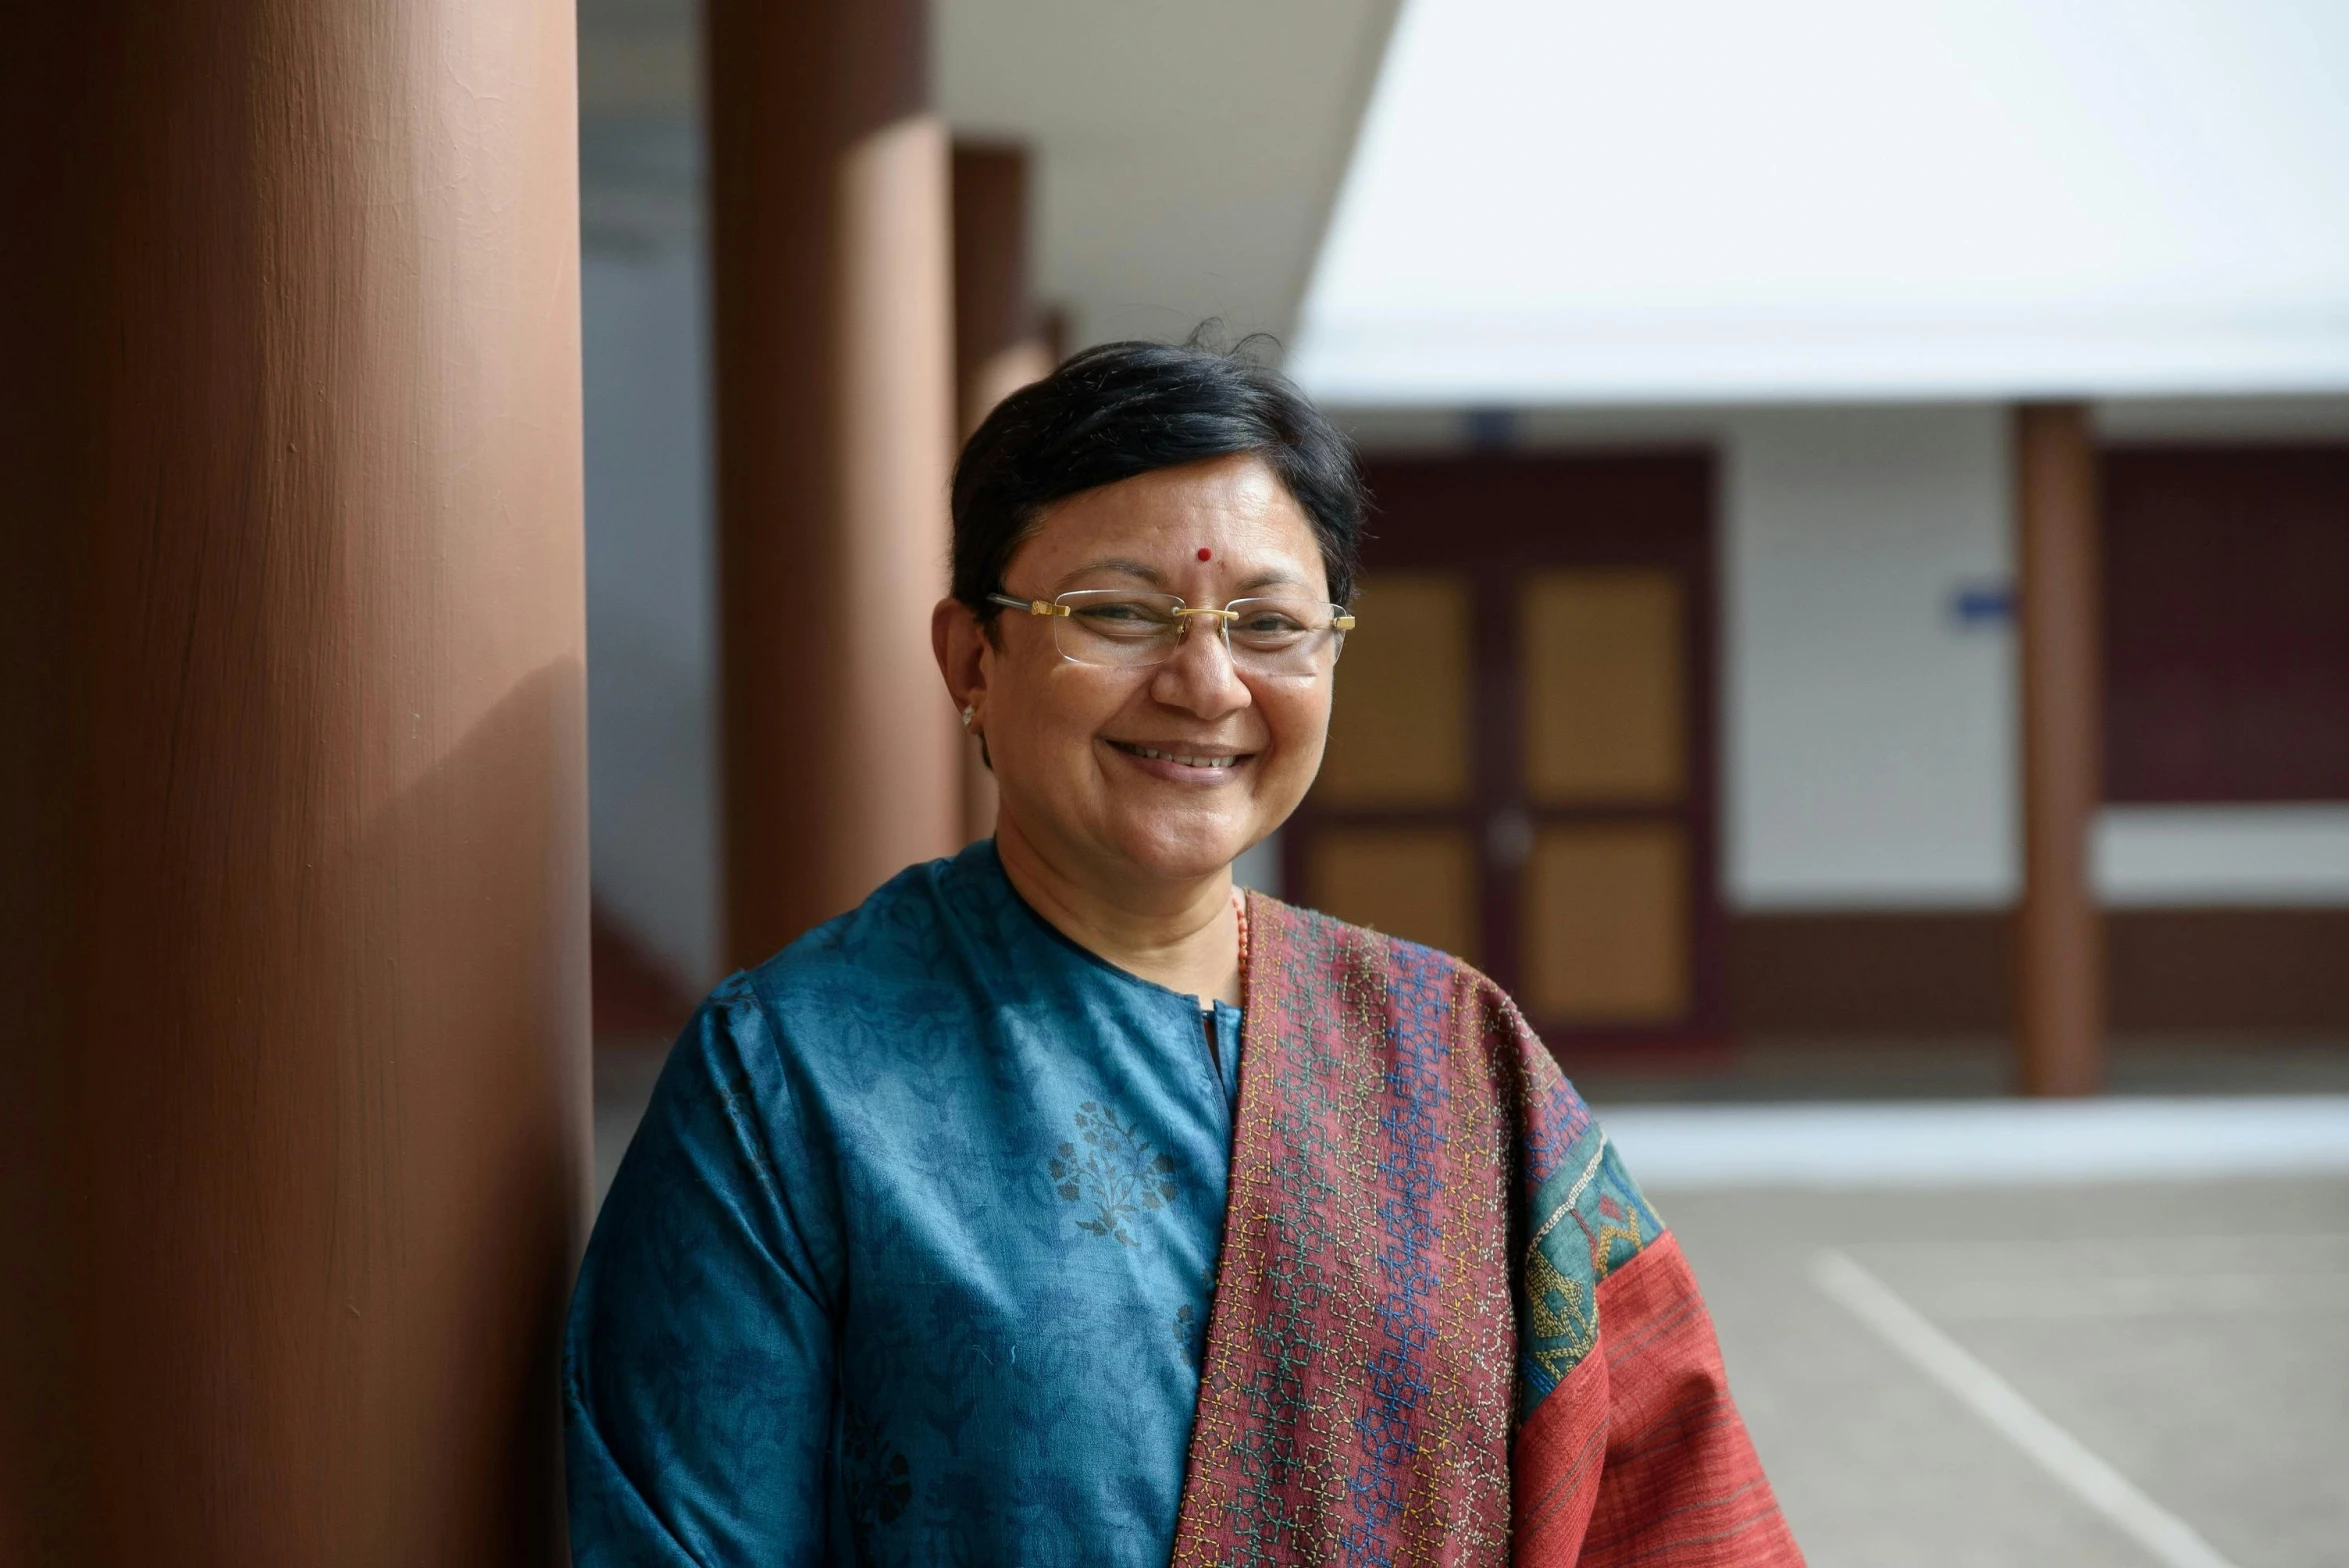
[1105,738,1254,781]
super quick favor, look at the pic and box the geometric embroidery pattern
[1171,894,1661,1568]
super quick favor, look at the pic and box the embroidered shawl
[1172,893,1804,1567]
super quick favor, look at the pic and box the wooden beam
[2013,404,2106,1095]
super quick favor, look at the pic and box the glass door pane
[1309,826,1480,963]
[1318,573,1473,806]
[1522,823,1689,1022]
[1521,568,1684,804]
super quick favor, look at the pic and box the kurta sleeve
[1511,1133,1803,1566]
[1577,1228,1803,1566]
[563,975,842,1567]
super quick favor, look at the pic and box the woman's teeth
[1124,744,1238,769]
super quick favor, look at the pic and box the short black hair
[950,335,1365,621]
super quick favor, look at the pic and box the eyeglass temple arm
[985,592,1069,618]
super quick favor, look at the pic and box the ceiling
[1294,0,2349,403]
[574,0,2349,410]
[575,0,1403,349]
[937,0,1401,348]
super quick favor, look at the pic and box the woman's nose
[1151,616,1250,713]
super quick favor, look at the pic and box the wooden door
[1287,454,1724,1049]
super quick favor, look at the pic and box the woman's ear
[931,596,988,714]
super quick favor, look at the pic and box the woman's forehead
[1014,454,1324,582]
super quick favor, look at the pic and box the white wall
[1724,407,2017,908]
[2098,805,2349,907]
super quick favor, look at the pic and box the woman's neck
[993,815,1242,1006]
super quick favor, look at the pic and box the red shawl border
[1171,893,1802,1567]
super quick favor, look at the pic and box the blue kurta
[565,840,1244,1567]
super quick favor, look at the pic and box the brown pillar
[954,142,1057,435]
[710,0,962,965]
[0,2,589,1563]
[2013,404,2106,1095]
[950,141,1057,842]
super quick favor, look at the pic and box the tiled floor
[1661,1176,2349,1567]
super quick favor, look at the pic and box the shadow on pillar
[4,0,592,1555]
[15,667,590,1565]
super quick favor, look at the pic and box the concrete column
[950,140,1056,842]
[2013,404,2106,1095]
[0,2,590,1562]
[709,0,961,966]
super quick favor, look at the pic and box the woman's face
[949,453,1337,889]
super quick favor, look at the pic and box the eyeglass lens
[1051,590,1346,674]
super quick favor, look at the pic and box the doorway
[1286,452,1725,1050]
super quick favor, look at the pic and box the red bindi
[1197,547,1212,561]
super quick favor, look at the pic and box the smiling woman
[947,443,1350,1003]
[563,341,1801,1567]
[939,340,1365,1011]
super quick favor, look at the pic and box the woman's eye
[1076,602,1172,633]
[1238,614,1306,637]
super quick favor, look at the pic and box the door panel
[1522,568,1684,804]
[1287,453,1722,1050]
[1308,827,1479,962]
[1522,824,1690,1022]
[1317,573,1473,807]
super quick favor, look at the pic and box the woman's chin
[1108,812,1255,884]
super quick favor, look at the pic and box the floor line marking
[1810,1248,2241,1568]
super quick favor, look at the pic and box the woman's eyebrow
[1049,559,1317,595]
[1055,556,1165,587]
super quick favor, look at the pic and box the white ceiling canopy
[1291,0,2349,404]
[938,0,1401,349]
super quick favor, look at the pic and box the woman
[564,342,1801,1566]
